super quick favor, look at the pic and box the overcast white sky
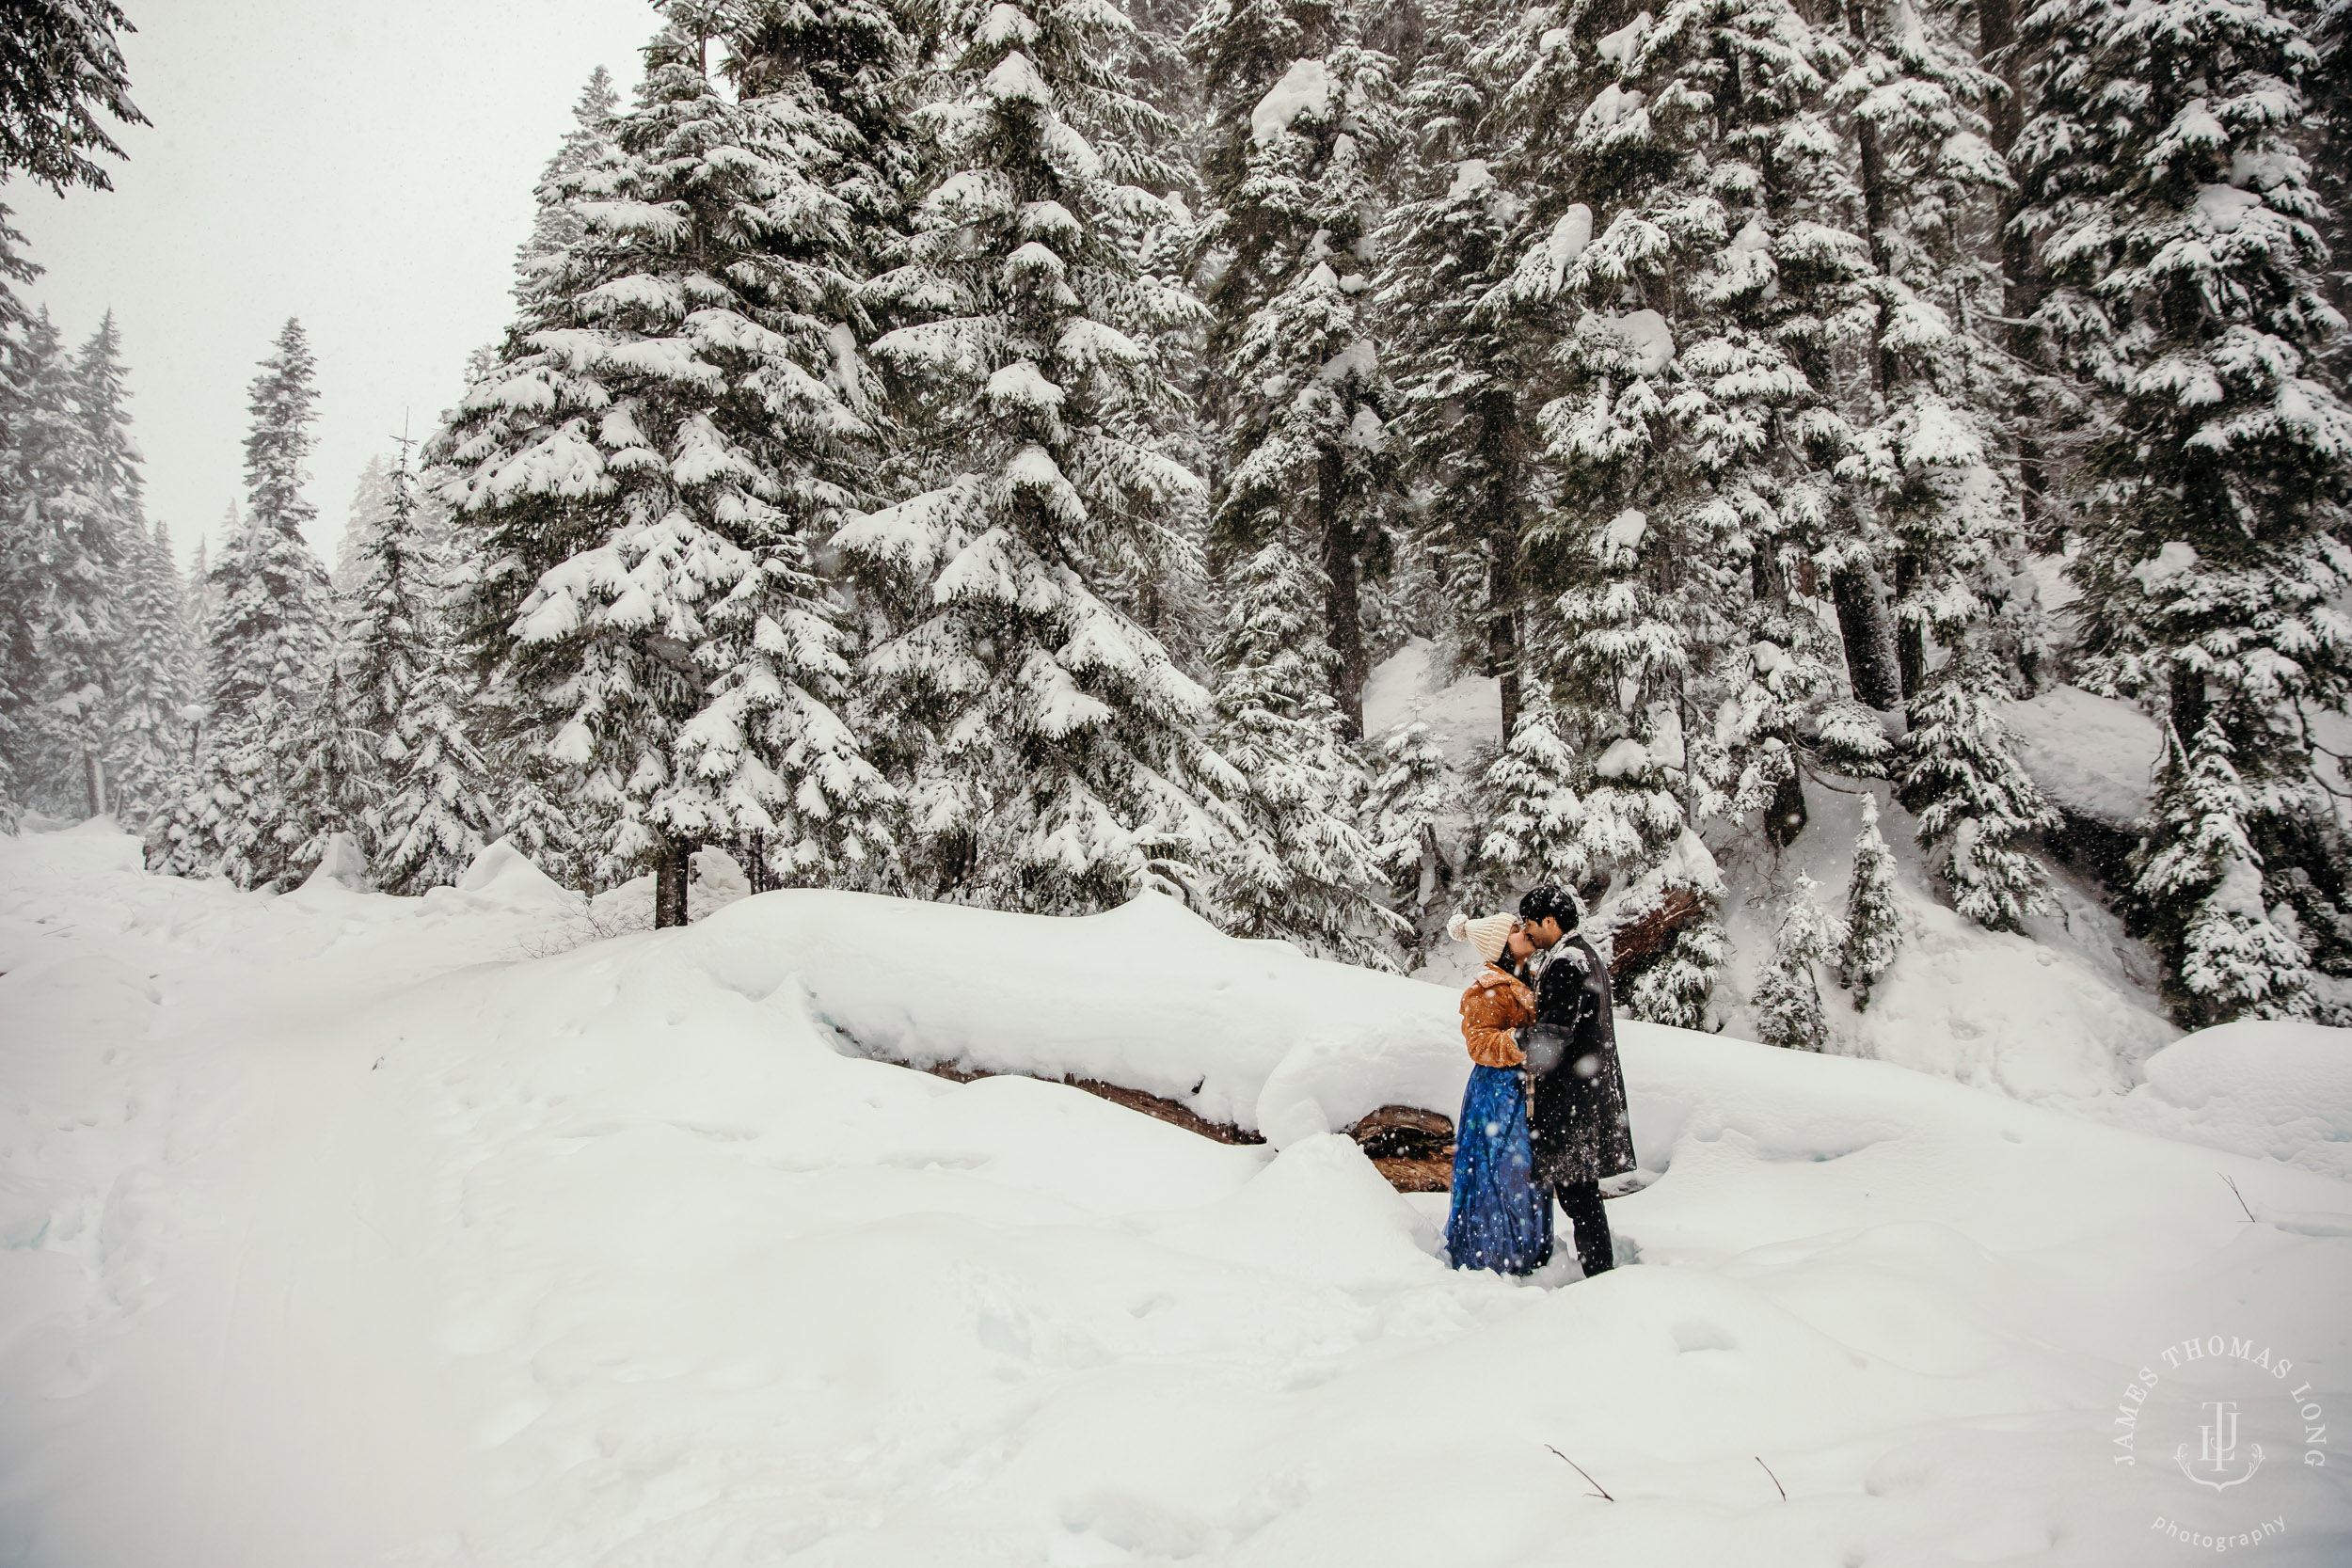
[18,0,659,569]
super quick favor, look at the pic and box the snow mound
[693,888,1465,1141]
[2003,684,2162,828]
[2107,1020,2352,1182]
[4,838,2352,1565]
[298,831,370,894]
[453,836,578,908]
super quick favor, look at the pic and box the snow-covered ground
[4,825,2350,1566]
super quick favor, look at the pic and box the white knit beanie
[1446,910,1518,965]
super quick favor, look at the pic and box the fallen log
[919,1060,1264,1146]
[1597,883,1707,975]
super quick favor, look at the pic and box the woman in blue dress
[1442,911,1552,1273]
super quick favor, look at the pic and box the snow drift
[4,826,2350,1567]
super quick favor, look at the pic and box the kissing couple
[1442,884,1638,1280]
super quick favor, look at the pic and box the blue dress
[1444,1063,1554,1274]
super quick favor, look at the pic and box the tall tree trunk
[1893,551,1928,699]
[84,749,106,819]
[1980,0,2054,547]
[1318,444,1367,739]
[654,836,693,928]
[1832,566,1904,709]
[2169,664,2210,752]
[1843,0,1900,399]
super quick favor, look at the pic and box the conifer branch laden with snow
[443,4,898,924]
[835,0,1233,915]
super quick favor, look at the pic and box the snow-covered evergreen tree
[2137,717,2319,1022]
[108,517,192,825]
[1475,691,1587,898]
[154,320,334,888]
[1206,538,1397,962]
[357,447,499,895]
[1374,0,1545,746]
[2019,0,2352,1002]
[331,454,395,594]
[445,6,895,922]
[514,65,621,298]
[1839,792,1901,1006]
[1362,720,1458,948]
[1897,651,2058,932]
[1823,0,2011,705]
[1753,872,1846,1050]
[838,0,1232,913]
[1188,0,1398,734]
[280,651,377,878]
[8,309,120,816]
[0,0,143,329]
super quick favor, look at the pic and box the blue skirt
[1444,1064,1554,1275]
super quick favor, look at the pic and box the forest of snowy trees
[3,0,2349,1033]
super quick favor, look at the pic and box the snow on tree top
[1250,58,1332,147]
[1597,10,1652,70]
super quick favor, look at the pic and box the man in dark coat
[1514,883,1636,1277]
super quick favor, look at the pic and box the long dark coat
[1520,934,1638,1188]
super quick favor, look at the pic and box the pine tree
[2137,717,2318,1022]
[1897,651,2058,932]
[445,6,895,924]
[1188,0,1398,734]
[280,650,377,878]
[1839,792,1901,1006]
[1206,539,1396,960]
[155,320,334,888]
[838,0,1232,914]
[514,66,622,298]
[8,309,119,816]
[2019,0,2352,998]
[1374,0,1545,746]
[108,517,192,825]
[1475,691,1586,898]
[1361,720,1459,953]
[358,446,499,894]
[331,454,395,593]
[0,0,144,328]
[1823,0,2012,706]
[1754,872,1846,1050]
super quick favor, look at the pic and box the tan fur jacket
[1459,963,1536,1069]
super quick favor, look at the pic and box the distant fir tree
[1897,651,2058,932]
[514,66,622,298]
[1374,0,1544,748]
[108,517,193,826]
[0,0,144,327]
[331,454,395,593]
[2017,0,2352,1006]
[1206,538,1397,963]
[1187,0,1398,734]
[839,0,1232,914]
[1754,872,1846,1051]
[73,312,174,817]
[357,446,498,894]
[1839,793,1901,1007]
[154,320,334,887]
[445,6,894,925]
[280,650,378,878]
[1361,720,1458,951]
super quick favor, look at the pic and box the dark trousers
[1555,1180,1614,1277]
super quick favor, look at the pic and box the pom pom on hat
[1447,910,1518,964]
